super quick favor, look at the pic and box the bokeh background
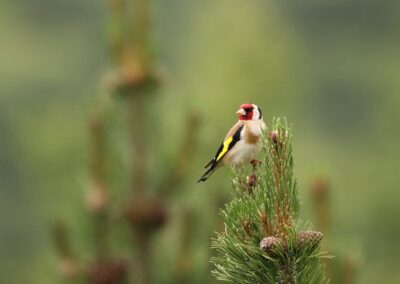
[1,0,400,283]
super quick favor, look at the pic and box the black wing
[197,125,243,182]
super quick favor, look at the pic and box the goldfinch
[197,103,265,182]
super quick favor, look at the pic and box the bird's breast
[223,139,262,166]
[244,131,260,144]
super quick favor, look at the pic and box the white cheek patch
[252,107,260,120]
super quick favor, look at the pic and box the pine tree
[52,1,200,283]
[211,118,329,284]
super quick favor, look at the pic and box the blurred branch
[52,221,81,281]
[87,110,110,260]
[310,176,360,284]
[107,0,126,62]
[173,208,196,283]
[128,95,149,198]
[107,0,163,283]
[157,113,201,195]
[131,0,150,61]
[311,177,331,238]
[342,256,358,284]
[310,176,332,280]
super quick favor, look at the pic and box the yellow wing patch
[216,137,233,161]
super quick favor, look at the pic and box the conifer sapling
[211,118,329,284]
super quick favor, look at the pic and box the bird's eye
[244,108,253,112]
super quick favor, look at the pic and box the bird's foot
[250,159,262,169]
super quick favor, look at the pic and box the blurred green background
[1,0,400,283]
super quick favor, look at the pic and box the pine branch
[211,118,330,284]
[53,1,200,284]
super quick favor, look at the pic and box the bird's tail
[197,160,218,183]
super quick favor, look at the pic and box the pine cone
[125,199,167,232]
[269,131,278,144]
[260,236,283,255]
[87,259,128,284]
[296,230,323,249]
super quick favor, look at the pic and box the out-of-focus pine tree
[52,0,200,283]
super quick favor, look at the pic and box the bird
[197,103,265,183]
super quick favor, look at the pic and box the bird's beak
[236,108,246,116]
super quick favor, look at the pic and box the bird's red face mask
[236,103,254,120]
